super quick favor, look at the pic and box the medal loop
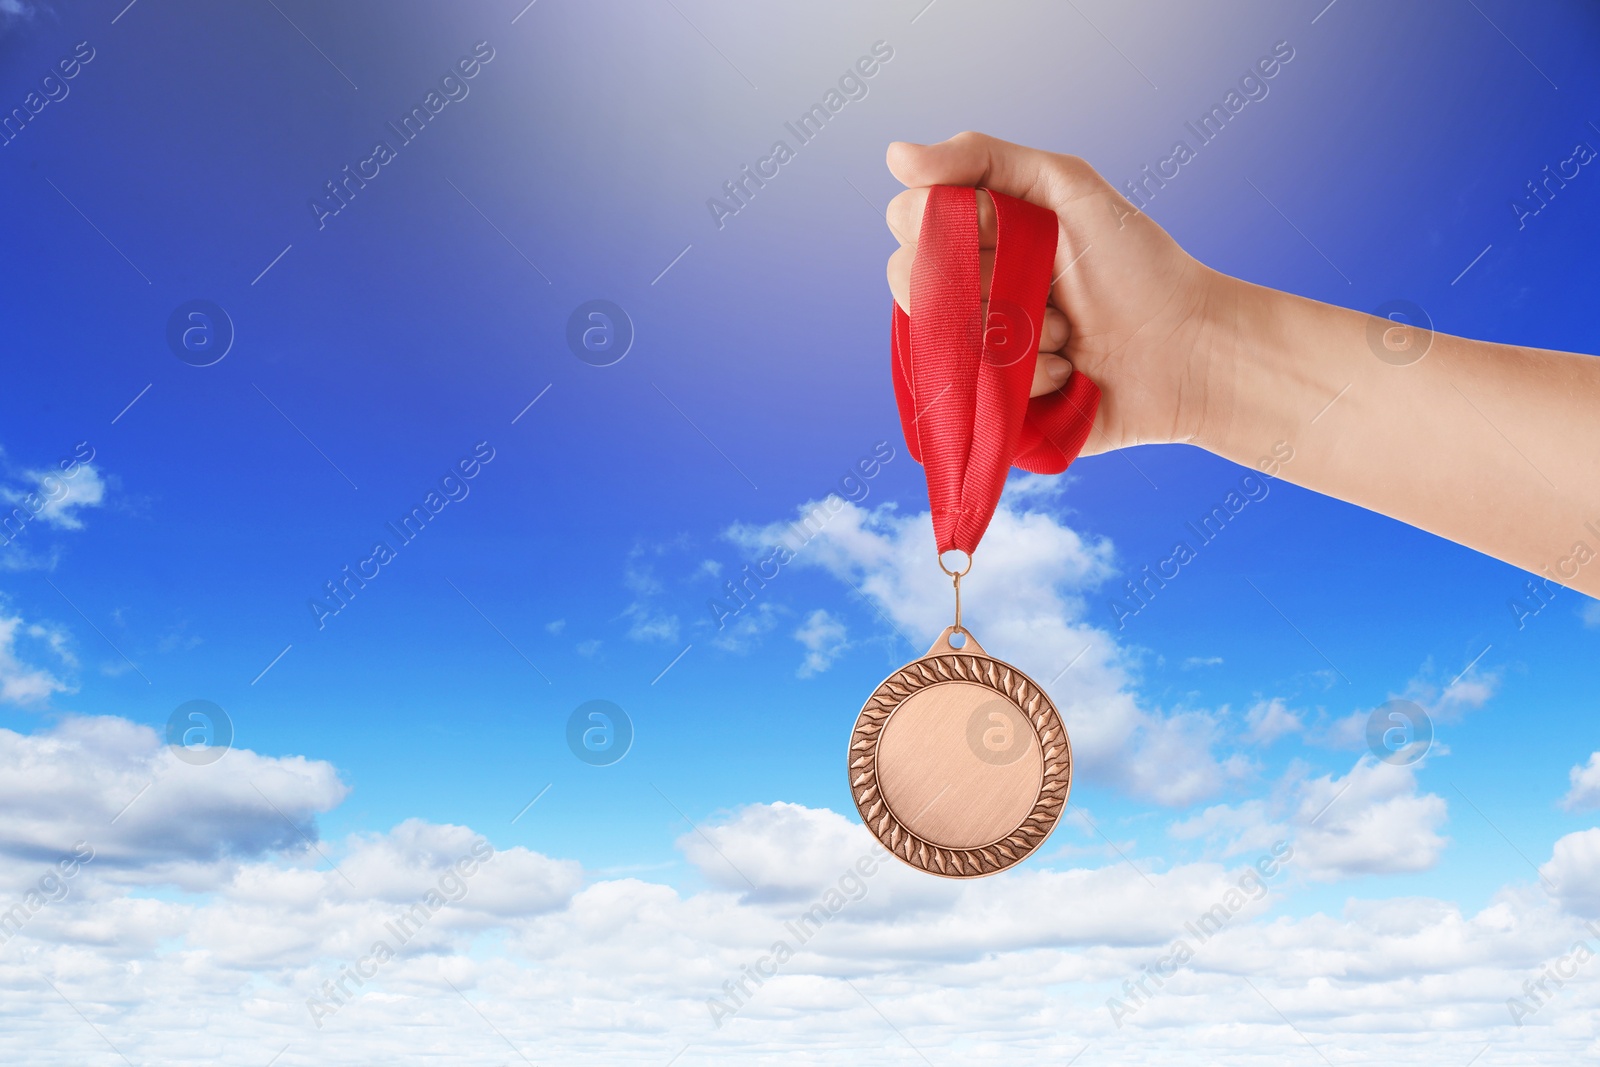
[952,569,964,636]
[936,548,972,579]
[890,185,1102,556]
[937,550,971,636]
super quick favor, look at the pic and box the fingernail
[1046,361,1072,384]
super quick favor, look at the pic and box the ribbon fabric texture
[891,185,1101,555]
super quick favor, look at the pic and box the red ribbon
[891,185,1101,555]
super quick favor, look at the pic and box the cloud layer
[0,714,1597,1065]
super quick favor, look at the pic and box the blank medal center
[876,681,1043,850]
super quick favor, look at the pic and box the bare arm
[884,132,1600,597]
[1209,279,1600,592]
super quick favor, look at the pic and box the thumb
[887,131,1090,203]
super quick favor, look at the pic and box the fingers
[1031,355,1074,398]
[882,133,1102,409]
[887,244,911,311]
[883,133,1111,266]
[886,131,1091,202]
[1040,305,1068,351]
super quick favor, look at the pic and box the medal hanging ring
[938,549,971,637]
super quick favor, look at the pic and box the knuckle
[1050,152,1092,182]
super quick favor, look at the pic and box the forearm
[1200,274,1600,597]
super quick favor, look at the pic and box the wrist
[1191,273,1348,469]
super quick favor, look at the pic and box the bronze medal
[848,562,1071,878]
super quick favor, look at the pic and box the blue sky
[2,0,1600,1063]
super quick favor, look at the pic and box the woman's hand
[884,131,1235,457]
[884,131,1600,597]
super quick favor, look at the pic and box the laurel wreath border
[849,651,1071,878]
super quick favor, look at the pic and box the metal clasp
[937,549,972,636]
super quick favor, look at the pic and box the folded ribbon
[891,185,1101,555]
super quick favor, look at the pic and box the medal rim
[848,632,1071,879]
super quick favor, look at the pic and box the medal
[850,185,1100,878]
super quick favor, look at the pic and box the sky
[1,0,1599,1063]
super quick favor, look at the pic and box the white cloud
[1563,753,1600,812]
[675,801,1299,954]
[1167,757,1449,880]
[1543,828,1600,916]
[621,543,681,643]
[1425,664,1497,722]
[730,498,1239,806]
[1308,708,1367,750]
[1168,798,1283,858]
[793,609,846,677]
[26,621,75,666]
[0,608,73,705]
[33,465,106,530]
[622,603,679,642]
[0,540,61,572]
[0,456,107,573]
[1308,663,1498,754]
[0,464,107,533]
[0,715,347,888]
[1244,698,1301,745]
[677,801,874,900]
[0,0,36,35]
[711,601,779,653]
[1292,758,1449,879]
[329,818,580,918]
[155,625,202,653]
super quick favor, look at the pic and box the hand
[884,133,1600,597]
[884,131,1232,456]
